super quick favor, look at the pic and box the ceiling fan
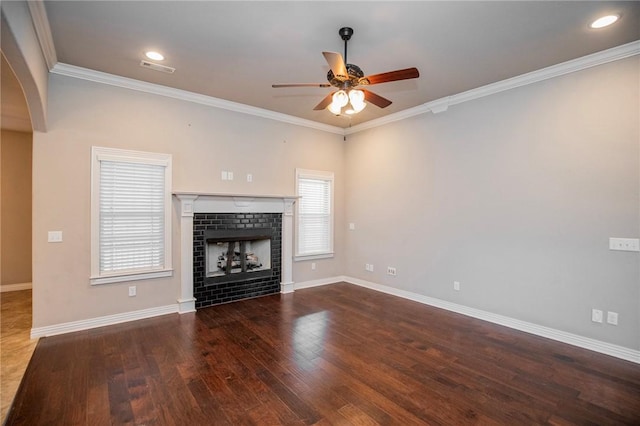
[272,27,419,115]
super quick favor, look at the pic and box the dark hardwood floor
[6,283,640,425]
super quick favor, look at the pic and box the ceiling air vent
[140,60,175,74]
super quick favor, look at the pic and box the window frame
[90,146,173,285]
[294,168,334,261]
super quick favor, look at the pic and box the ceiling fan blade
[360,67,419,85]
[322,51,348,80]
[313,92,335,110]
[362,89,392,108]
[272,83,331,88]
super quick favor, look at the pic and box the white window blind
[91,147,172,285]
[296,169,334,258]
[99,161,165,273]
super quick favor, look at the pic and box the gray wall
[344,56,639,350]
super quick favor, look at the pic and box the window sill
[294,253,334,262]
[90,269,173,285]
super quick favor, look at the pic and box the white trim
[0,282,32,292]
[90,269,173,286]
[295,168,335,258]
[30,304,178,338]
[50,63,344,135]
[50,42,638,137]
[280,281,295,294]
[294,252,334,261]
[91,146,173,285]
[27,277,640,363]
[294,276,344,291]
[345,40,640,135]
[337,277,640,364]
[177,297,196,314]
[26,0,57,70]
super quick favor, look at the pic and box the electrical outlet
[609,237,640,252]
[387,266,397,276]
[453,281,460,291]
[128,286,137,297]
[591,309,603,323]
[607,311,618,325]
[364,263,374,272]
[221,171,228,180]
[349,223,355,230]
[228,171,234,180]
[311,262,316,270]
[247,173,253,182]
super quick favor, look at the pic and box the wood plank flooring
[1,290,38,423]
[5,283,640,425]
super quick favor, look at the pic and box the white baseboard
[27,277,640,364]
[31,304,178,339]
[1,282,32,292]
[294,276,345,290]
[341,276,640,364]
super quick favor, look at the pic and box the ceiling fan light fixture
[332,90,349,108]
[349,89,364,104]
[350,100,367,113]
[590,14,620,29]
[328,102,342,115]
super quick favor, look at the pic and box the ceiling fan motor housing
[327,63,366,88]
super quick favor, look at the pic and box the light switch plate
[48,231,63,243]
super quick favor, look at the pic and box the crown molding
[345,40,640,135]
[50,40,639,137]
[27,0,57,70]
[50,63,345,135]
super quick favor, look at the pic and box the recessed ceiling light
[590,14,620,29]
[145,51,165,61]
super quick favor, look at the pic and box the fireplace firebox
[205,228,272,282]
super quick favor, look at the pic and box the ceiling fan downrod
[339,27,353,64]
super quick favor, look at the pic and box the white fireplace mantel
[174,192,298,313]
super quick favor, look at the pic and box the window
[295,168,334,259]
[90,147,172,285]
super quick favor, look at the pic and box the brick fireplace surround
[174,193,297,313]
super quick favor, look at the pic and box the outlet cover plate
[592,309,603,323]
[609,238,640,252]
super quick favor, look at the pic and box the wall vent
[139,60,175,74]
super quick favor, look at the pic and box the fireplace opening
[204,228,273,284]
[193,212,282,309]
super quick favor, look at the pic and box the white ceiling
[3,1,640,131]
